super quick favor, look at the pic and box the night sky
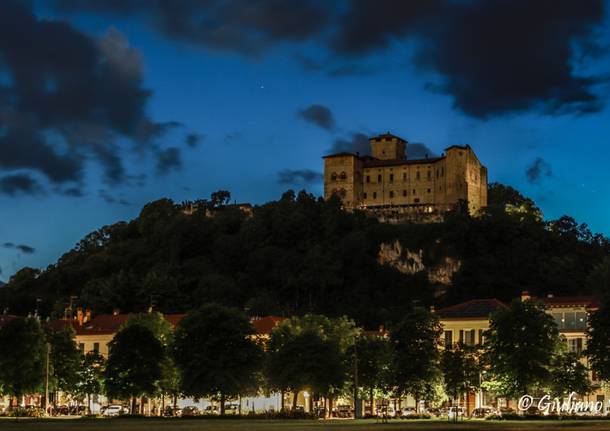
[1,0,610,281]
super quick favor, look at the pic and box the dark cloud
[185,133,204,148]
[333,0,607,117]
[0,2,175,195]
[329,133,436,159]
[3,242,36,254]
[53,0,607,117]
[408,143,437,159]
[329,132,370,155]
[277,169,323,185]
[55,0,331,57]
[526,157,553,183]
[0,174,43,196]
[62,187,84,197]
[155,147,182,175]
[298,105,336,130]
[98,189,131,206]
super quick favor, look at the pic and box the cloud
[98,189,131,206]
[54,0,608,118]
[329,132,370,155]
[333,0,607,117]
[277,169,323,184]
[298,104,336,130]
[0,2,176,196]
[155,147,182,175]
[55,0,331,57]
[525,157,553,183]
[0,174,43,196]
[407,143,437,159]
[185,133,204,148]
[3,242,36,254]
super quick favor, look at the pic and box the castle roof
[436,299,507,319]
[322,152,358,159]
[370,132,406,142]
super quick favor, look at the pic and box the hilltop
[0,184,608,327]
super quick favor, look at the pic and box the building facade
[323,133,488,218]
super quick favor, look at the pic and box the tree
[390,307,442,411]
[121,312,180,414]
[104,324,164,413]
[48,328,81,401]
[75,352,105,414]
[440,345,480,411]
[484,299,559,398]
[548,348,591,397]
[351,334,394,416]
[172,304,262,415]
[0,318,46,404]
[587,295,610,383]
[265,315,358,414]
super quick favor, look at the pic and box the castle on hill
[323,133,488,221]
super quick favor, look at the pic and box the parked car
[400,407,417,417]
[102,405,124,417]
[426,407,442,417]
[163,406,182,417]
[225,403,239,415]
[181,406,200,417]
[447,406,466,420]
[471,407,497,418]
[203,405,218,415]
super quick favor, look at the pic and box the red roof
[0,314,19,328]
[436,299,507,319]
[251,316,285,335]
[538,295,599,309]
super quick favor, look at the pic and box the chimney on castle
[521,291,531,301]
[84,308,92,323]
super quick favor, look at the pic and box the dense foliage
[1,184,608,328]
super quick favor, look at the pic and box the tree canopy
[172,304,262,414]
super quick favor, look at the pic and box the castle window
[436,170,439,178]
[340,171,347,180]
[331,172,337,181]
[363,192,367,199]
[402,190,407,197]
[366,175,370,183]
[389,173,394,182]
[414,198,420,203]
[416,171,420,180]
[441,167,444,176]
[427,188,431,193]
[377,174,382,182]
[389,191,394,198]
[373,192,377,199]
[412,189,416,195]
[402,173,407,180]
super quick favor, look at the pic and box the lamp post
[44,342,50,415]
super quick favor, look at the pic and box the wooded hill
[2,184,608,328]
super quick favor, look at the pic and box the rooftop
[436,299,507,319]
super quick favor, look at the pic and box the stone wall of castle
[323,134,488,219]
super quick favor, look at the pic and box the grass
[2,418,610,431]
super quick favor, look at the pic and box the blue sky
[1,1,609,281]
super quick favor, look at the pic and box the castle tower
[370,133,406,160]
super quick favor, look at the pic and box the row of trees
[3,297,608,415]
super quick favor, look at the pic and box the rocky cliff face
[377,240,461,285]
